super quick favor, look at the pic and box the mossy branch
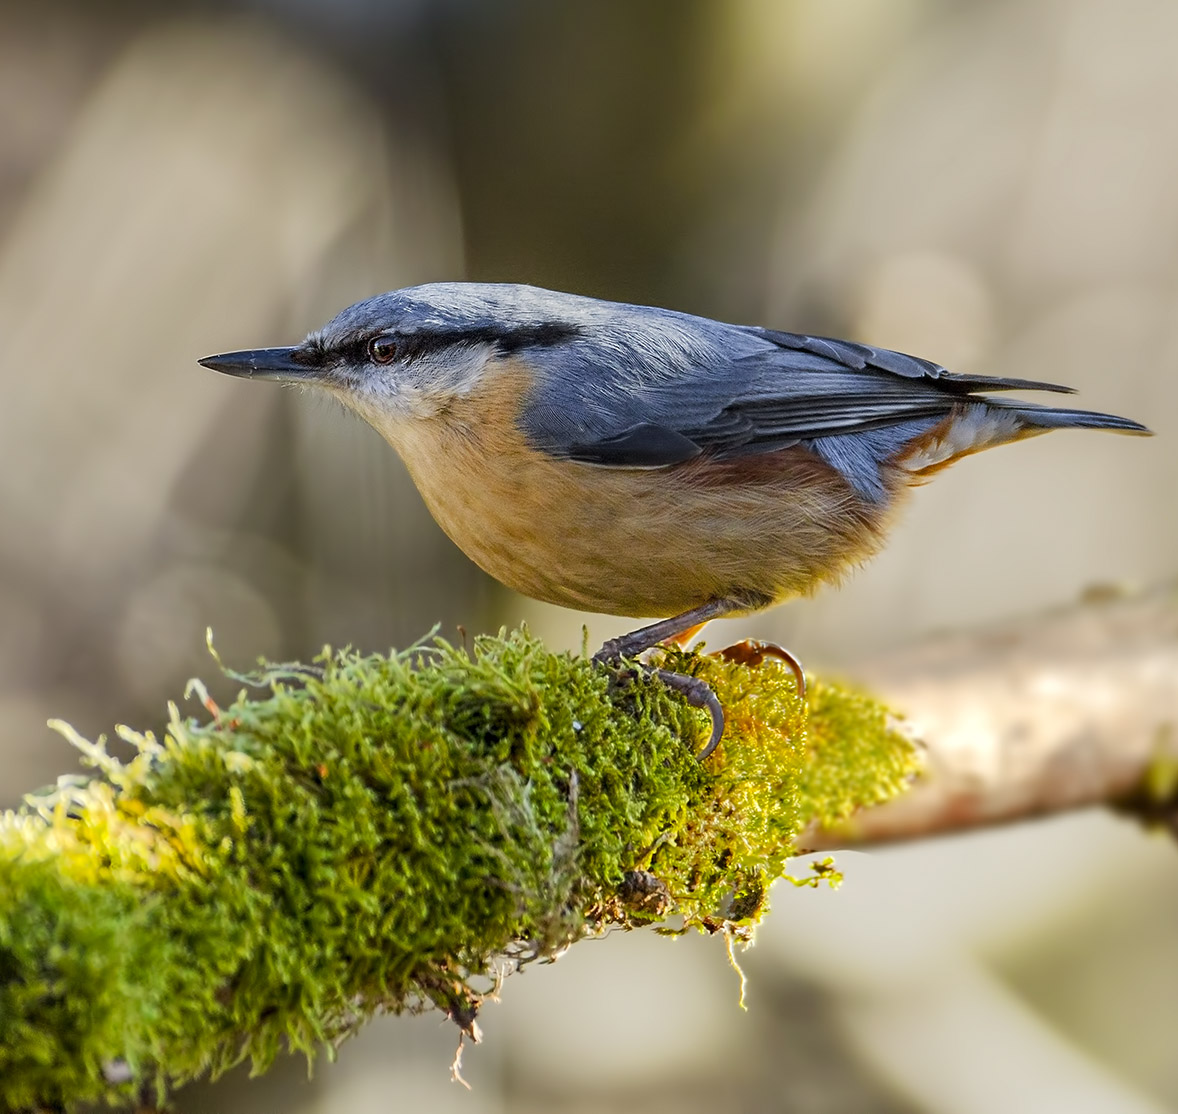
[0,629,914,1111]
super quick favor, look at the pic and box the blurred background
[1,0,1176,1110]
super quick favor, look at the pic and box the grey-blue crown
[307,282,740,363]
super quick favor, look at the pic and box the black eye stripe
[345,322,583,365]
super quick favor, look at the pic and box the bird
[200,282,1150,757]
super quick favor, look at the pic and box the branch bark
[805,584,1178,849]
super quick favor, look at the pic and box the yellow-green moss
[0,629,918,1110]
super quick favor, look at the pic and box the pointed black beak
[198,346,326,383]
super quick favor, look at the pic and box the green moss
[0,629,918,1109]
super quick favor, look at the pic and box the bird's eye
[368,336,398,364]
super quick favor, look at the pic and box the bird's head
[199,282,593,430]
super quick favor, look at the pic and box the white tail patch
[900,404,1030,474]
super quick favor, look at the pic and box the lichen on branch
[0,629,916,1111]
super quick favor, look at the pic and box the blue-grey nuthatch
[201,283,1149,757]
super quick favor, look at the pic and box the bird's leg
[593,598,737,661]
[593,599,740,761]
[713,640,807,699]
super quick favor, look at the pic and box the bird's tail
[897,399,1151,476]
[1005,402,1152,436]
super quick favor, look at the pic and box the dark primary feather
[746,328,1076,396]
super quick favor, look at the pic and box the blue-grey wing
[519,317,1071,470]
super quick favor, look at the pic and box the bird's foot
[593,637,803,762]
[594,648,725,762]
[712,639,807,699]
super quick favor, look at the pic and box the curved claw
[714,639,806,700]
[653,667,725,761]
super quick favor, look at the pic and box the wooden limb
[804,585,1178,850]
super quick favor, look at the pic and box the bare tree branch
[805,585,1178,849]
